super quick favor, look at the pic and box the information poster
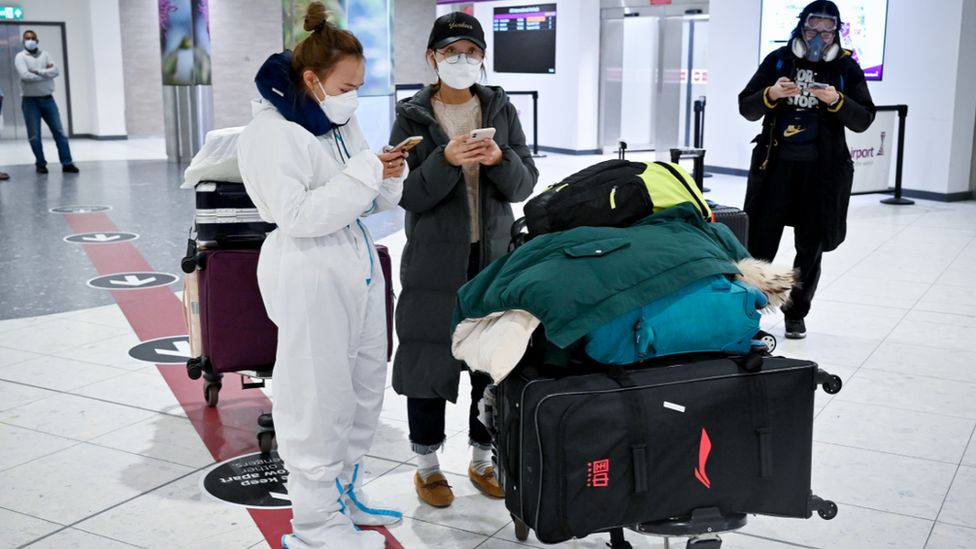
[158,0,212,85]
[282,0,394,96]
[847,109,896,194]
[759,0,888,80]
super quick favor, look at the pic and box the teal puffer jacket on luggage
[453,202,751,348]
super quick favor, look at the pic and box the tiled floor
[1,145,975,548]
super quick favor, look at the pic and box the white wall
[210,0,283,129]
[707,0,976,198]
[394,0,436,84]
[15,0,127,136]
[119,0,164,136]
[439,0,602,153]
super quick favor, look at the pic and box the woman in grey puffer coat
[388,12,538,509]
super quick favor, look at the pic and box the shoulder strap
[652,161,709,218]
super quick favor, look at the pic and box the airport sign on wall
[0,7,24,20]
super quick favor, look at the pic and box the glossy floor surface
[1,138,975,548]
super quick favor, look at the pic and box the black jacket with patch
[739,45,875,252]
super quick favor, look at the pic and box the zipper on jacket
[479,165,489,269]
[609,186,618,210]
[760,115,777,171]
[355,220,375,286]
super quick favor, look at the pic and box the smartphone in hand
[384,136,423,153]
[469,128,496,141]
[809,82,829,90]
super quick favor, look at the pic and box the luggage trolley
[181,180,280,454]
[181,230,279,454]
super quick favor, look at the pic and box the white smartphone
[809,82,829,90]
[384,135,424,153]
[469,128,497,141]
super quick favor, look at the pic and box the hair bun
[303,1,330,33]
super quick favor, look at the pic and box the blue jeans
[22,95,73,168]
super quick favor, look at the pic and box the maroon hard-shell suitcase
[198,248,278,374]
[191,244,394,375]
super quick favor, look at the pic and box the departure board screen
[493,4,556,74]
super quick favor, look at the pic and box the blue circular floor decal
[129,336,191,364]
[200,451,291,509]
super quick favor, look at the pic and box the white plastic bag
[181,126,245,189]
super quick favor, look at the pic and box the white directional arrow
[109,275,158,287]
[156,340,192,358]
[82,233,121,242]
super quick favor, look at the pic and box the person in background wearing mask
[14,30,77,175]
[739,0,874,339]
[237,3,406,548]
[389,11,538,508]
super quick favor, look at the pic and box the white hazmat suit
[238,99,405,549]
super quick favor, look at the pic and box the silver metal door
[599,12,658,152]
[0,23,71,140]
[598,4,709,156]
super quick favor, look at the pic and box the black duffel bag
[492,351,842,544]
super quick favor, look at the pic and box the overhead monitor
[759,0,888,80]
[493,4,556,74]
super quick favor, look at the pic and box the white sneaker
[341,464,403,526]
[282,510,386,549]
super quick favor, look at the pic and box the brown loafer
[469,465,504,499]
[414,471,454,508]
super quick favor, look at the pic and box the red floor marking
[63,212,403,549]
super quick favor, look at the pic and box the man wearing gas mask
[739,0,875,340]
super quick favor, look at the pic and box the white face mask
[24,39,37,51]
[436,60,482,90]
[316,80,359,125]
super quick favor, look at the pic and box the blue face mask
[24,39,37,51]
[805,35,824,62]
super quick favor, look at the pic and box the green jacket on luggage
[453,203,751,348]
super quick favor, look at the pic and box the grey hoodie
[15,48,59,97]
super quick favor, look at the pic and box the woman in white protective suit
[237,3,407,548]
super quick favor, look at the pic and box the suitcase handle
[604,364,650,495]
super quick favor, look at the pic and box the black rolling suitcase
[709,201,749,247]
[194,180,276,246]
[490,350,842,545]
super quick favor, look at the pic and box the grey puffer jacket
[390,84,538,402]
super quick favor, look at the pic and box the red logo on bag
[694,428,712,489]
[587,459,610,487]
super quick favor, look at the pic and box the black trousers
[407,243,493,451]
[747,159,824,320]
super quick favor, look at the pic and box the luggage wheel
[204,380,221,407]
[756,330,777,354]
[810,495,838,520]
[186,357,203,380]
[512,515,529,542]
[815,369,843,395]
[686,535,721,549]
[607,527,633,549]
[257,430,275,454]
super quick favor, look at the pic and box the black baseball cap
[427,12,486,51]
